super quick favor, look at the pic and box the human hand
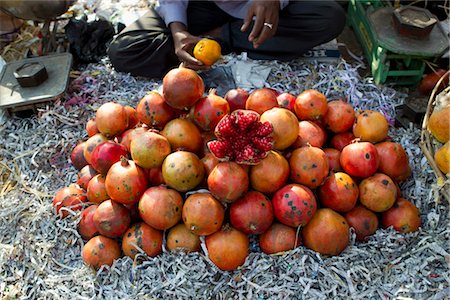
[171,23,210,71]
[241,0,280,49]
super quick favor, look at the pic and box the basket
[419,70,450,202]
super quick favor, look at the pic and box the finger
[179,50,203,66]
[253,24,274,48]
[184,62,211,71]
[241,8,254,32]
[248,14,264,42]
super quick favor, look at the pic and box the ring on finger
[263,22,273,30]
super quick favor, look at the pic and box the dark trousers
[107,1,346,78]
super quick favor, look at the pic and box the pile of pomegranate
[55,67,421,271]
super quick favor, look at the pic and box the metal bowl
[0,0,74,22]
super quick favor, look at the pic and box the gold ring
[263,22,273,30]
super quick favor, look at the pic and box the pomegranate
[292,120,327,148]
[190,89,230,131]
[76,165,97,191]
[78,205,99,240]
[207,110,274,165]
[119,126,147,152]
[381,198,421,233]
[329,131,356,151]
[207,161,249,203]
[277,92,296,111]
[302,208,350,256]
[375,142,411,181]
[161,118,202,153]
[124,105,139,129]
[95,102,129,138]
[318,172,358,213]
[260,107,299,150]
[323,100,355,133]
[344,205,379,242]
[249,150,289,194]
[136,91,175,129]
[86,174,109,204]
[122,222,163,258]
[201,153,219,177]
[146,167,165,186]
[82,236,121,269]
[289,146,329,189]
[130,131,171,169]
[272,183,317,227]
[139,186,183,230]
[259,222,301,254]
[162,151,205,192]
[83,133,108,164]
[230,191,274,234]
[70,142,89,170]
[359,173,397,212]
[224,88,249,112]
[163,67,205,110]
[294,89,328,121]
[93,199,131,238]
[245,88,278,115]
[90,141,129,175]
[166,223,201,252]
[353,110,389,143]
[205,225,249,271]
[340,142,379,178]
[323,148,342,172]
[182,193,224,236]
[86,118,99,137]
[53,184,87,218]
[105,157,148,205]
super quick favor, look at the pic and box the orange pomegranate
[205,225,249,271]
[182,193,224,236]
[130,131,171,169]
[294,89,328,120]
[82,235,121,269]
[289,146,329,189]
[260,107,299,150]
[136,91,175,129]
[124,105,139,128]
[122,222,163,258]
[162,151,205,192]
[207,161,249,203]
[161,118,202,153]
[76,165,97,191]
[245,88,278,115]
[249,150,289,194]
[138,186,183,230]
[86,118,99,137]
[78,204,99,240]
[95,102,129,138]
[359,173,397,212]
[163,67,204,110]
[166,223,201,252]
[83,133,108,164]
[93,199,131,238]
[381,198,421,233]
[86,174,109,204]
[353,110,389,143]
[292,120,327,148]
[302,208,350,256]
[53,184,87,218]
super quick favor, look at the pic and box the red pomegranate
[105,157,148,205]
[340,142,379,178]
[224,88,249,112]
[190,89,230,131]
[318,172,358,213]
[292,120,327,148]
[78,205,99,240]
[344,205,379,242]
[259,222,301,254]
[86,174,109,204]
[230,191,273,234]
[277,92,296,111]
[323,148,342,172]
[76,165,97,191]
[90,141,129,175]
[93,199,131,238]
[70,142,89,170]
[272,183,317,228]
[83,133,108,164]
[323,100,355,133]
[375,141,411,181]
[289,146,329,189]
[381,198,421,233]
[163,67,205,110]
[53,184,87,218]
[329,131,356,151]
[294,89,328,121]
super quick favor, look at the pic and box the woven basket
[419,70,449,201]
